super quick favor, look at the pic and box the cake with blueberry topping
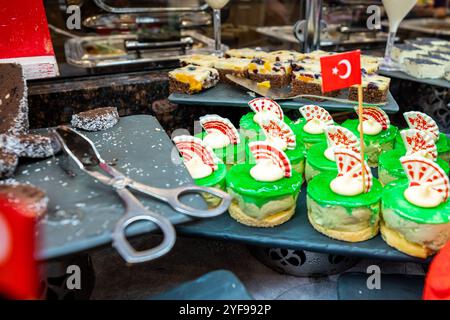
[404,58,446,79]
[291,62,340,98]
[179,54,220,68]
[169,64,219,94]
[391,44,425,63]
[348,73,390,104]
[213,58,251,84]
[224,48,267,59]
[247,58,291,88]
[266,50,305,63]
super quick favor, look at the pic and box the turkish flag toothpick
[320,50,362,93]
[0,197,40,300]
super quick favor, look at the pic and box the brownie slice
[0,148,18,179]
[71,107,119,131]
[0,63,29,135]
[0,182,48,217]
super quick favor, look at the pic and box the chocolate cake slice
[0,63,29,135]
[0,182,48,218]
[71,107,119,131]
[1,133,61,158]
[0,148,18,179]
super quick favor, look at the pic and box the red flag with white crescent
[320,50,362,93]
[0,197,39,299]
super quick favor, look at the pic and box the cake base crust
[380,221,433,259]
[307,209,379,242]
[217,69,248,85]
[348,86,388,104]
[248,73,290,88]
[229,201,295,227]
[291,79,340,100]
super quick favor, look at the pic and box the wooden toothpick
[357,84,366,193]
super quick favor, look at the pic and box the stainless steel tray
[65,31,227,68]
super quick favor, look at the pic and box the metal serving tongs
[53,126,231,263]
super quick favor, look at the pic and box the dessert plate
[177,185,430,263]
[169,83,399,113]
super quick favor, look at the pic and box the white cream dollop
[250,159,284,182]
[253,110,276,125]
[358,119,382,136]
[267,136,287,151]
[330,175,364,196]
[184,155,213,179]
[324,147,335,162]
[404,185,443,208]
[203,131,230,149]
[303,119,327,134]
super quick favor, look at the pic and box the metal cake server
[225,75,387,106]
[53,126,231,263]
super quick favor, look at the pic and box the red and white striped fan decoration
[173,135,218,171]
[401,129,437,161]
[248,98,284,120]
[324,125,360,153]
[354,106,390,130]
[249,141,292,178]
[404,111,439,140]
[299,105,333,124]
[199,115,240,144]
[259,114,296,150]
[334,147,373,192]
[400,155,449,202]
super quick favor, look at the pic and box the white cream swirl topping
[303,119,327,134]
[184,155,213,179]
[358,119,382,136]
[250,159,284,182]
[330,175,364,196]
[203,131,230,149]
[253,110,277,125]
[404,185,443,208]
[266,136,288,151]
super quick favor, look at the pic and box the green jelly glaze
[306,142,338,172]
[194,163,227,189]
[296,120,329,145]
[195,132,246,164]
[383,180,450,224]
[239,112,293,133]
[307,172,382,208]
[379,149,449,179]
[394,130,450,154]
[342,119,398,145]
[226,164,302,207]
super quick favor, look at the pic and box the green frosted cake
[173,135,227,207]
[244,113,306,175]
[197,114,245,168]
[240,98,289,139]
[297,105,335,149]
[341,106,397,167]
[227,142,302,227]
[398,111,450,162]
[381,156,450,258]
[305,125,361,182]
[307,148,382,242]
[379,129,449,185]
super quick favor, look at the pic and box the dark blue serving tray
[168,83,399,113]
[13,115,204,261]
[177,185,429,263]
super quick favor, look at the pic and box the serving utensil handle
[112,187,176,264]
